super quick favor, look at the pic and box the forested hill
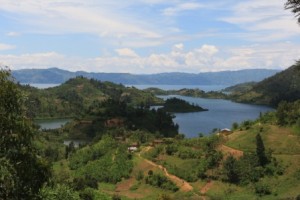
[12,68,280,85]
[21,77,163,118]
[230,62,300,106]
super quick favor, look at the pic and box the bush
[112,194,121,200]
[145,173,179,192]
[136,170,144,181]
[39,184,80,200]
[79,188,95,200]
[73,175,98,191]
[254,183,271,196]
[165,144,178,155]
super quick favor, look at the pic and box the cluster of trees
[84,99,179,138]
[69,136,133,184]
[145,171,179,192]
[223,134,283,186]
[162,97,208,113]
[144,135,223,182]
[276,100,300,126]
[22,76,163,119]
[285,0,300,23]
[0,69,50,199]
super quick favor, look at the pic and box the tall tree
[256,133,269,166]
[285,0,300,23]
[0,69,50,199]
[223,155,240,183]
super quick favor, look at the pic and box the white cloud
[162,2,203,16]
[6,32,21,37]
[2,42,299,73]
[0,43,15,51]
[220,0,300,41]
[115,48,139,57]
[0,52,66,68]
[0,0,162,46]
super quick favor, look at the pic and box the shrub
[254,183,271,196]
[145,173,179,192]
[136,170,144,181]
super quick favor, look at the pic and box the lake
[158,95,274,138]
[35,118,71,129]
[29,83,273,138]
[22,83,60,89]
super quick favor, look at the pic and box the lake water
[158,95,274,138]
[35,118,71,129]
[29,83,273,138]
[22,83,60,89]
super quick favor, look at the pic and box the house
[219,128,232,136]
[128,146,138,152]
[128,142,139,152]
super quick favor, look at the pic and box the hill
[230,62,300,106]
[162,97,208,113]
[12,68,280,86]
[21,77,163,119]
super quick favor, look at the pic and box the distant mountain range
[12,68,280,86]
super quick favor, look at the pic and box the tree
[223,155,240,183]
[285,0,300,23]
[39,184,80,200]
[256,133,269,166]
[0,69,50,199]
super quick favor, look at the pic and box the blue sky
[0,0,300,73]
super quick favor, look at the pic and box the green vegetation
[145,172,179,192]
[222,82,256,93]
[0,69,50,199]
[285,0,300,23]
[144,88,227,99]
[69,136,133,184]
[2,53,300,200]
[162,97,208,113]
[230,62,300,106]
[22,76,163,118]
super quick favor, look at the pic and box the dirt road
[138,147,193,192]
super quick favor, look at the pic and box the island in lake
[162,97,208,113]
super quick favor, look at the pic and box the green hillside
[21,77,163,118]
[231,62,300,106]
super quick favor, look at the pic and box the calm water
[35,119,71,129]
[30,83,273,138]
[22,83,60,89]
[158,95,274,138]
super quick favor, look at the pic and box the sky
[0,0,300,74]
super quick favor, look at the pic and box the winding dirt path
[138,147,193,192]
[200,180,213,194]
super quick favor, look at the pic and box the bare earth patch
[219,144,244,158]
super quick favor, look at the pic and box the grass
[219,123,300,199]
[225,124,300,154]
[206,181,256,200]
